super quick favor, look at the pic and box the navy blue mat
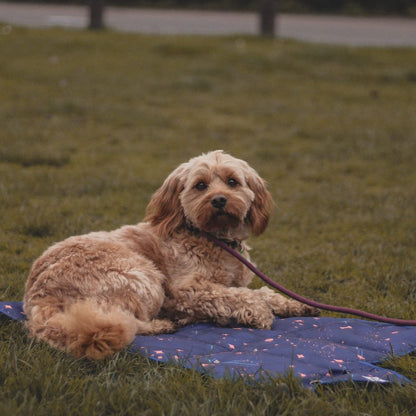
[1,301,415,388]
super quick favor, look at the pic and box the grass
[0,24,416,414]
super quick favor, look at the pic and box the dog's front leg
[164,282,276,329]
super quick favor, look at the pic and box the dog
[23,150,318,359]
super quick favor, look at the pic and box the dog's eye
[227,178,239,188]
[195,181,208,191]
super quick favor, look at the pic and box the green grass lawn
[1,25,416,415]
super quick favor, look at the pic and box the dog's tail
[26,300,138,359]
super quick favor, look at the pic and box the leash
[202,231,416,326]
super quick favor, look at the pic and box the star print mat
[1,301,415,388]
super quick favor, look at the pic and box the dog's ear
[245,169,274,236]
[145,164,188,237]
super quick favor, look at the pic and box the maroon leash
[202,231,416,326]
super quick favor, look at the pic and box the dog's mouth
[204,210,241,230]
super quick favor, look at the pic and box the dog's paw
[284,300,321,317]
[158,319,179,333]
[301,304,321,317]
[237,304,275,329]
[136,318,178,335]
[257,286,321,318]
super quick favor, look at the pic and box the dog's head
[145,150,274,240]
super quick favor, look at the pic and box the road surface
[0,2,415,46]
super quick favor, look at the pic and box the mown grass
[0,25,416,415]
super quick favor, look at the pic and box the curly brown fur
[24,150,318,359]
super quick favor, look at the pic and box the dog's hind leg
[25,299,139,359]
[136,318,176,335]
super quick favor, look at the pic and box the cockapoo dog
[24,150,318,359]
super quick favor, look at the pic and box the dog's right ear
[145,164,188,237]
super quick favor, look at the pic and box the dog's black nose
[211,195,227,209]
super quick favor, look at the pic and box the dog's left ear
[245,170,274,236]
[145,164,188,237]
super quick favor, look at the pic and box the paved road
[1,2,415,46]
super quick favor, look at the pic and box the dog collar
[186,223,244,253]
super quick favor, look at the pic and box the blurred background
[1,0,415,43]
[4,0,416,16]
